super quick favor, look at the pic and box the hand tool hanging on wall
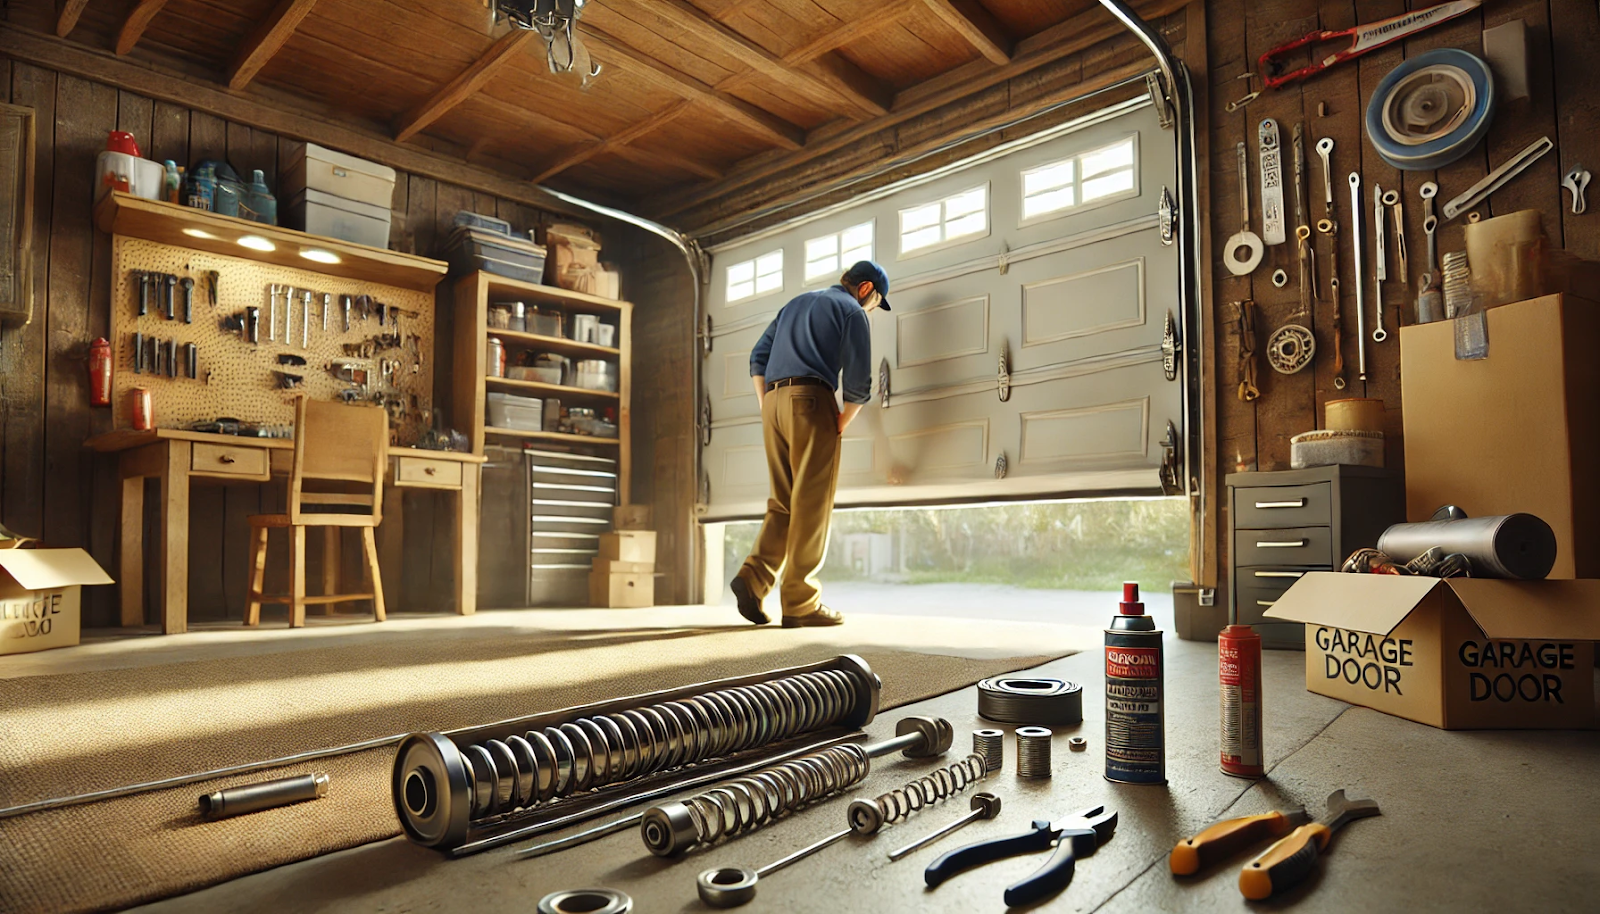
[1292,123,1317,297]
[1170,806,1309,875]
[1386,189,1408,287]
[1224,143,1264,276]
[1417,183,1443,323]
[1314,138,1344,389]
[1366,48,1495,170]
[340,294,353,332]
[1348,172,1368,384]
[1443,135,1555,220]
[165,339,178,378]
[1258,1,1482,90]
[204,270,219,307]
[1258,119,1286,246]
[301,290,312,349]
[1564,165,1591,214]
[925,805,1118,908]
[163,274,176,320]
[150,336,162,377]
[321,292,331,332]
[180,277,194,324]
[1372,185,1388,343]
[136,271,150,317]
[185,342,198,380]
[283,286,296,345]
[1235,301,1260,401]
[132,332,144,374]
[267,285,279,343]
[246,306,260,344]
[1240,790,1380,900]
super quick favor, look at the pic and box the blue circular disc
[1365,48,1495,171]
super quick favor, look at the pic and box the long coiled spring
[455,668,865,822]
[847,753,987,834]
[640,743,871,856]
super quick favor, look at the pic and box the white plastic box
[286,187,392,249]
[282,142,397,210]
[486,392,543,432]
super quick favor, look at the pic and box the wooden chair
[246,396,388,627]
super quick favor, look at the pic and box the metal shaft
[888,809,982,861]
[1373,185,1387,343]
[1348,172,1367,382]
[268,285,278,342]
[200,772,328,820]
[756,827,852,878]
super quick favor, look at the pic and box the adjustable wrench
[1372,185,1387,343]
[1349,172,1367,383]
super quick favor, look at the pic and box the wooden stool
[246,397,388,627]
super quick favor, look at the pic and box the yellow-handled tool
[1169,808,1308,876]
[1239,789,1380,900]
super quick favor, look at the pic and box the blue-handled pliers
[924,805,1118,907]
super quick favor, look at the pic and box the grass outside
[721,497,1192,595]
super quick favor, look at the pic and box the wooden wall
[0,61,567,627]
[1203,1,1600,602]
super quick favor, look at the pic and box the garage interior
[1,1,1598,912]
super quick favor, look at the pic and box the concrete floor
[129,635,1600,913]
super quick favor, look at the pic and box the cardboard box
[0,548,114,655]
[592,558,653,575]
[590,571,654,608]
[599,531,655,564]
[1265,572,1600,729]
[1400,294,1600,578]
[613,504,652,530]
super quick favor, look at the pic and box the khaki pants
[738,384,841,617]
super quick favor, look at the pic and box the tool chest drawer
[395,455,461,487]
[1233,567,1326,623]
[191,443,268,478]
[1233,526,1332,569]
[1233,483,1332,530]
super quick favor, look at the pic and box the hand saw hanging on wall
[1258,0,1482,90]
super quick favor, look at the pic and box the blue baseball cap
[843,260,890,311]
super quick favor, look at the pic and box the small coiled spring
[640,743,871,856]
[846,753,987,834]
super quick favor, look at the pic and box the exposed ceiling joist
[781,0,919,66]
[921,0,1012,64]
[394,27,538,143]
[584,28,805,150]
[226,0,319,91]
[55,0,90,38]
[635,0,889,117]
[534,100,695,183]
[614,144,723,180]
[115,0,170,56]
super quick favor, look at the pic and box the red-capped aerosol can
[1105,582,1166,785]
[1218,624,1264,778]
[89,337,113,407]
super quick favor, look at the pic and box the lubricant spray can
[1218,624,1264,778]
[1105,582,1165,785]
[88,337,113,406]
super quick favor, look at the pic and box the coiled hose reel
[394,654,881,852]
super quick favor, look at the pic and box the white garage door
[700,95,1183,521]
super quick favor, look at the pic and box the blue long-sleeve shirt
[749,285,872,404]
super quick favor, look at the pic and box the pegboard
[109,235,436,444]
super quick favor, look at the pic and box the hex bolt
[886,792,1001,861]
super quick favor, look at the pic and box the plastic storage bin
[282,143,397,210]
[486,392,543,431]
[572,359,617,392]
[286,187,391,248]
[445,225,547,283]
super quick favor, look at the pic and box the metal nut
[1068,737,1087,752]
[847,797,886,834]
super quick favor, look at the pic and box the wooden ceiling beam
[614,144,723,181]
[629,0,889,117]
[920,0,1012,65]
[115,0,170,56]
[782,1,919,66]
[583,28,805,150]
[394,28,538,143]
[55,0,90,38]
[533,100,696,183]
[226,0,319,91]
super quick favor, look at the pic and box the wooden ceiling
[21,0,1142,216]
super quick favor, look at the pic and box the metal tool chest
[479,445,618,607]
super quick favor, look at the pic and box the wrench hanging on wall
[1258,119,1286,246]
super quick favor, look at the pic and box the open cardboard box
[0,548,114,655]
[1265,572,1600,729]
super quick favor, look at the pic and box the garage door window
[804,220,874,283]
[1021,135,1138,224]
[899,184,988,257]
[726,249,785,304]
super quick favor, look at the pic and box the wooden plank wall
[1204,1,1600,602]
[0,62,564,627]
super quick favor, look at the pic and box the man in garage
[731,260,890,628]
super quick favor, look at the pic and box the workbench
[85,428,485,633]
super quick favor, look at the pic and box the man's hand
[838,402,863,435]
[751,375,766,407]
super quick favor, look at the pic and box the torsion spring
[395,656,882,850]
[845,753,988,835]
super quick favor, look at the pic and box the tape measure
[1366,49,1495,171]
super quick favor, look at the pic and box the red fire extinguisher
[89,337,113,407]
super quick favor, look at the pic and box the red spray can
[1218,624,1264,778]
[89,337,113,407]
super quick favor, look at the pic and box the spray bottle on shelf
[1104,581,1166,785]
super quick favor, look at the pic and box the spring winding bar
[846,753,989,835]
[394,655,881,852]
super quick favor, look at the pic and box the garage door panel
[895,295,990,368]
[1018,396,1151,470]
[1020,258,1146,347]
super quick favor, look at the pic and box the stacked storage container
[282,142,397,248]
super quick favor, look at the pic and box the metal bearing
[976,678,1084,726]
[699,866,760,908]
[1015,727,1053,779]
[537,888,632,914]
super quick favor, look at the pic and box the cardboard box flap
[0,548,114,589]
[1264,572,1443,635]
[1444,578,1600,640]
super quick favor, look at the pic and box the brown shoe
[782,605,844,627]
[731,576,769,625]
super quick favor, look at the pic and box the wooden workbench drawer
[191,443,268,477]
[395,456,462,487]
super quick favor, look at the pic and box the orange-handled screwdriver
[1169,808,1308,876]
[1239,789,1380,900]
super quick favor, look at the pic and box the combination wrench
[1349,172,1367,383]
[1417,182,1442,323]
[1315,138,1344,388]
[1384,189,1407,287]
[1372,184,1387,343]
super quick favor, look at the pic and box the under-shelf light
[237,235,275,252]
[182,228,219,240]
[300,248,341,264]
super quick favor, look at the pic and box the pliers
[1169,806,1310,876]
[924,805,1117,908]
[1170,790,1380,899]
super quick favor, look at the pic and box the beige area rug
[0,605,1083,913]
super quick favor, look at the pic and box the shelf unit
[452,270,631,496]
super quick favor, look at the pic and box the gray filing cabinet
[1226,465,1404,649]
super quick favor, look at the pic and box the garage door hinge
[1158,186,1176,246]
[1161,310,1179,381]
[1159,419,1182,496]
[702,313,713,356]
[1145,73,1174,129]
[994,452,1008,480]
[879,357,891,409]
[696,473,710,516]
[996,343,1011,402]
[700,396,712,447]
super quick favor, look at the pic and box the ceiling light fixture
[495,0,601,85]
[300,249,341,264]
[237,235,276,252]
